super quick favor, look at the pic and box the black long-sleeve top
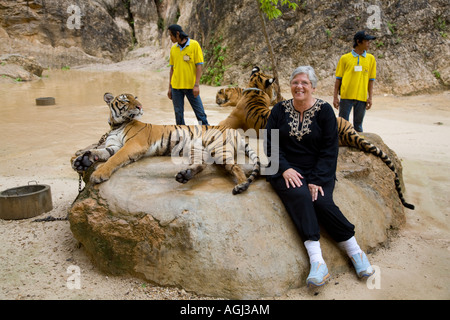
[264,98,339,186]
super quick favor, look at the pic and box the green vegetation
[375,40,384,48]
[432,70,441,80]
[201,36,228,86]
[387,21,396,35]
[436,16,447,38]
[259,0,299,20]
[61,66,70,71]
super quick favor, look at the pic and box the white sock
[304,240,325,264]
[338,236,362,257]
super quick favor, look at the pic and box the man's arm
[333,78,342,109]
[366,79,374,110]
[193,64,202,97]
[167,66,173,100]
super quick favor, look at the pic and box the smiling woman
[264,66,375,287]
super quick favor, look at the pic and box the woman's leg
[314,179,374,278]
[269,176,329,287]
[313,179,355,242]
[269,175,321,241]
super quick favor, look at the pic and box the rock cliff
[1,0,448,93]
[68,133,407,299]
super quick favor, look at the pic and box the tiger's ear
[265,78,275,88]
[104,93,114,104]
[251,66,260,76]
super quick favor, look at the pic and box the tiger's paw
[72,151,94,172]
[232,182,249,195]
[89,164,111,184]
[175,169,193,184]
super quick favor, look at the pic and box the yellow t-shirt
[335,50,376,102]
[169,38,204,89]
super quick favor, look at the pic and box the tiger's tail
[358,138,415,210]
[338,117,415,210]
[231,140,261,195]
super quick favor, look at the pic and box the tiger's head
[247,66,275,98]
[103,92,143,126]
[216,87,241,106]
[216,88,230,105]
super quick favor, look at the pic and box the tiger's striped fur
[216,87,244,107]
[216,80,280,107]
[72,93,260,195]
[219,67,273,131]
[219,67,414,209]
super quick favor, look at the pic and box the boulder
[0,54,43,82]
[68,133,406,299]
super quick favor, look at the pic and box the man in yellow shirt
[333,30,377,132]
[167,24,209,125]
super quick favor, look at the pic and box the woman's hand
[308,183,324,201]
[282,168,303,188]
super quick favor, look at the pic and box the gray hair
[289,66,318,88]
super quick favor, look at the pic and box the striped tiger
[216,79,281,107]
[72,93,260,195]
[216,87,243,107]
[219,67,414,209]
[219,66,273,131]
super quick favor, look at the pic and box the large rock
[0,54,43,82]
[0,0,131,67]
[1,0,448,93]
[68,133,406,299]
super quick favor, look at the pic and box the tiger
[72,93,260,195]
[219,66,274,131]
[216,87,243,107]
[215,81,281,107]
[218,66,415,210]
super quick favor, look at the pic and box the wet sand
[0,67,449,300]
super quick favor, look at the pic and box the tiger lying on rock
[72,93,260,195]
[219,66,414,210]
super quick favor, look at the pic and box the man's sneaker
[306,262,330,287]
[351,252,375,278]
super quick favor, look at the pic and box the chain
[78,172,84,193]
[75,130,110,194]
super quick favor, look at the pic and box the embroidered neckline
[283,99,323,141]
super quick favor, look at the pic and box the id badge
[354,65,362,72]
[183,55,190,62]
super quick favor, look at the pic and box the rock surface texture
[69,133,407,299]
[1,0,448,93]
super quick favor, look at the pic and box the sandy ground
[0,53,449,302]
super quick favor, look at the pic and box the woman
[264,66,374,287]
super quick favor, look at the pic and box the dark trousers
[171,88,209,125]
[338,99,366,132]
[269,176,355,242]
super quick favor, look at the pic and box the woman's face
[290,73,315,102]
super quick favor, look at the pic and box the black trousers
[269,176,355,242]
